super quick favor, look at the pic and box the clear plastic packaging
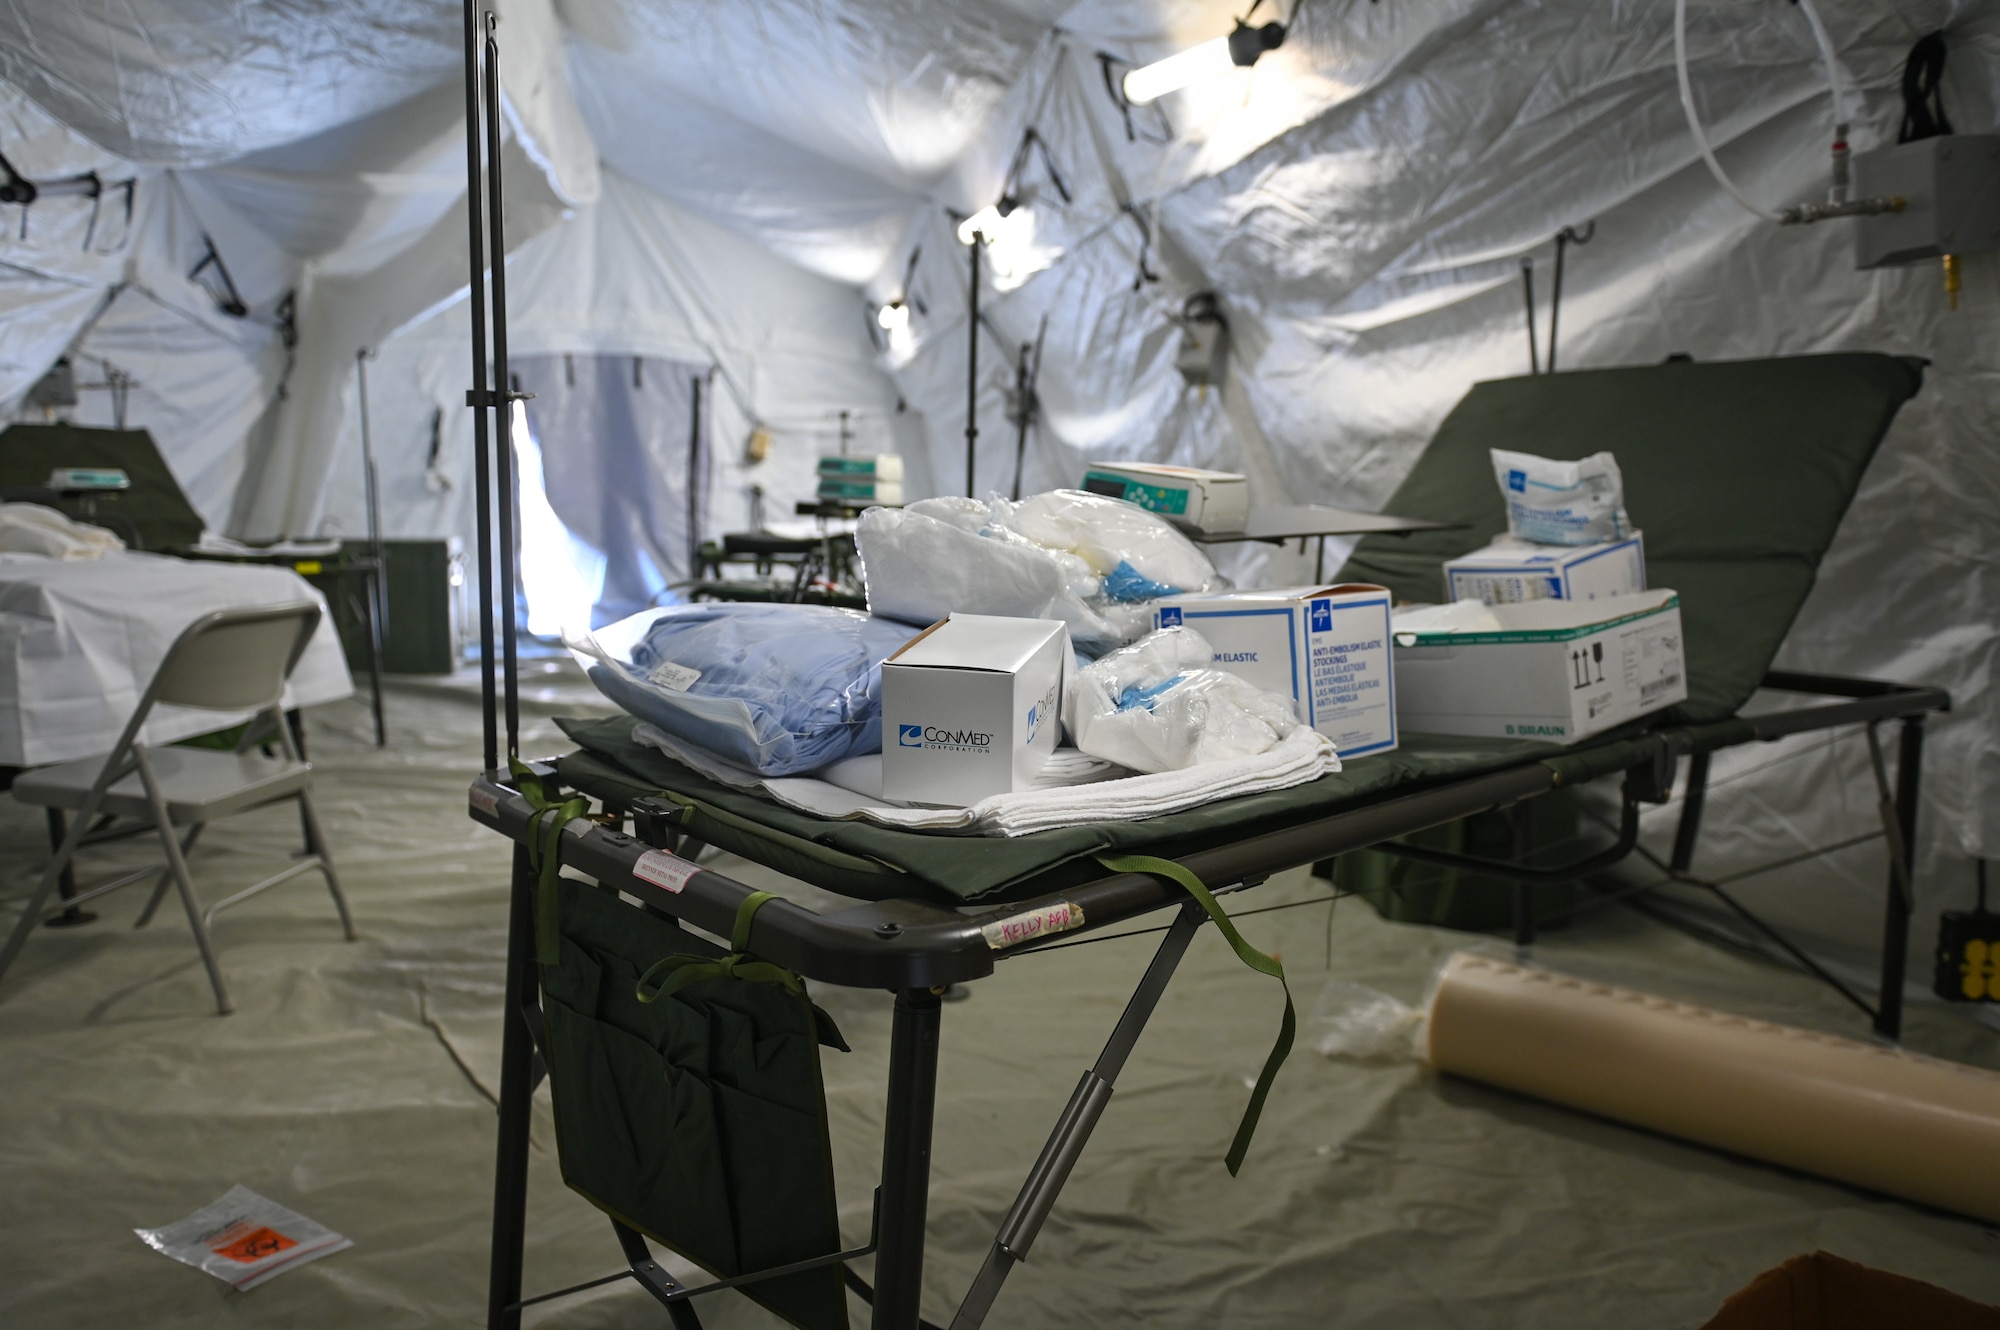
[570,602,917,776]
[1490,448,1631,546]
[1063,626,1300,773]
[856,491,1223,653]
[1307,979,1424,1061]
[987,490,1221,603]
[135,1185,351,1291]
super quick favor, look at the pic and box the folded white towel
[631,721,1338,837]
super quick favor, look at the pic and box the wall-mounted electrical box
[1853,134,2000,269]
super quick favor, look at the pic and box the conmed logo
[903,724,994,751]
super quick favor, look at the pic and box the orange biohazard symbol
[211,1225,297,1264]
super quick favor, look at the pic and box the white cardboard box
[1152,583,1398,757]
[880,614,1068,805]
[1391,589,1687,742]
[1444,532,1645,604]
[1080,463,1250,533]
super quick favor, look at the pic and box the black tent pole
[461,0,497,775]
[482,12,520,761]
[1520,256,1539,376]
[965,234,980,497]
[1547,233,1567,374]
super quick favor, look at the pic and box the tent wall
[316,170,903,560]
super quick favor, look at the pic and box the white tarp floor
[1,667,1996,1328]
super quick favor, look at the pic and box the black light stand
[965,229,982,497]
[461,2,525,775]
[1007,315,1048,502]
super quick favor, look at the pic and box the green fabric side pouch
[537,874,850,1330]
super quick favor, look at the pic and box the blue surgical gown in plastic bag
[579,603,918,776]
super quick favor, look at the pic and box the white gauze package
[1490,448,1631,546]
[1064,627,1301,773]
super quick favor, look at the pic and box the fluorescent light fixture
[877,301,911,331]
[1122,20,1287,105]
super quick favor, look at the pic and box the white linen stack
[632,721,1338,838]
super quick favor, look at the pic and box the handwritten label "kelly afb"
[979,902,1085,951]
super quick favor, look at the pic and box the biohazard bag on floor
[135,1185,351,1291]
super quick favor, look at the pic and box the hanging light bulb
[1122,20,1286,105]
[876,301,911,331]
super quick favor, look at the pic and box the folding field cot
[462,348,1947,1330]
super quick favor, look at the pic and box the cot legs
[1659,720,1925,1042]
[872,987,944,1330]
[949,901,1206,1330]
[486,846,539,1330]
[1873,718,1924,1041]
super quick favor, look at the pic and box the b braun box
[1444,532,1645,604]
[1152,584,1397,757]
[1080,463,1250,533]
[1392,589,1686,742]
[880,614,1068,806]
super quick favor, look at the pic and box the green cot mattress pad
[553,715,1575,906]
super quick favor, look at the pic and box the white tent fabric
[0,0,1993,972]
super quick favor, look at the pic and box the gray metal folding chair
[0,602,355,1014]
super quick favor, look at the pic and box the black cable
[1898,31,1953,144]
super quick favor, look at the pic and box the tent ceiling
[0,1,461,166]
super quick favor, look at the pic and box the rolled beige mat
[1426,952,2000,1225]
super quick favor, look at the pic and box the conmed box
[1151,584,1397,757]
[1444,532,1645,604]
[1080,462,1250,533]
[880,614,1068,806]
[1391,589,1686,742]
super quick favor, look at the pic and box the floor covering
[2,662,1995,1327]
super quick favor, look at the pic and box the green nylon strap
[1096,853,1295,1178]
[730,889,777,952]
[633,890,803,1004]
[511,760,589,967]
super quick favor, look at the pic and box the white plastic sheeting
[0,0,1992,969]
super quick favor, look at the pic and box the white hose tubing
[1427,954,2000,1225]
[1674,0,1849,223]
